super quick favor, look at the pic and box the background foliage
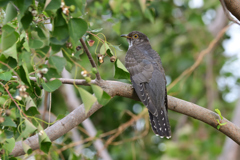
[0,0,238,159]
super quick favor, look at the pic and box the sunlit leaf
[49,56,66,73]
[78,87,97,113]
[4,3,17,24]
[0,71,12,81]
[2,42,18,61]
[3,138,15,153]
[2,117,16,127]
[42,79,62,92]
[25,96,36,111]
[91,84,111,105]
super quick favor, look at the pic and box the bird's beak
[121,34,131,39]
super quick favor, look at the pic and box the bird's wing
[125,47,166,115]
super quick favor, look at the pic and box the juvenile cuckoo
[121,31,171,138]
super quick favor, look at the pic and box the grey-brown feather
[125,31,171,137]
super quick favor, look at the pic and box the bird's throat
[127,39,133,49]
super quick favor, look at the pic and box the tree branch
[10,78,240,157]
[80,38,101,80]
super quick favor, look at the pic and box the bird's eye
[133,34,138,39]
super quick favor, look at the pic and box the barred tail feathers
[149,108,171,138]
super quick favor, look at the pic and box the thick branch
[80,38,101,80]
[10,79,240,156]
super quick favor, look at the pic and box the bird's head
[121,31,149,48]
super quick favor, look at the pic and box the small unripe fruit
[85,77,91,83]
[91,68,98,74]
[69,5,75,12]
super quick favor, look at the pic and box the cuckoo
[121,31,171,138]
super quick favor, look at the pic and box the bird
[121,31,171,138]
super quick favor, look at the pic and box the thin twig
[57,109,148,153]
[80,38,101,80]
[0,82,28,119]
[168,24,231,91]
[102,109,148,151]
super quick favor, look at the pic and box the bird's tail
[149,107,171,138]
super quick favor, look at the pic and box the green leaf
[38,124,51,154]
[2,41,18,61]
[0,71,12,81]
[29,39,44,49]
[22,141,32,155]
[25,96,36,111]
[100,42,110,55]
[44,68,61,81]
[114,59,130,79]
[49,56,66,73]
[68,18,88,48]
[91,84,111,105]
[78,87,97,113]
[52,9,69,42]
[38,130,52,154]
[17,118,37,141]
[217,125,220,130]
[3,138,15,153]
[21,62,31,86]
[25,106,40,116]
[21,11,33,30]
[4,2,17,24]
[14,0,32,17]
[2,117,16,127]
[45,0,61,10]
[23,40,30,52]
[42,79,62,92]
[17,65,30,86]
